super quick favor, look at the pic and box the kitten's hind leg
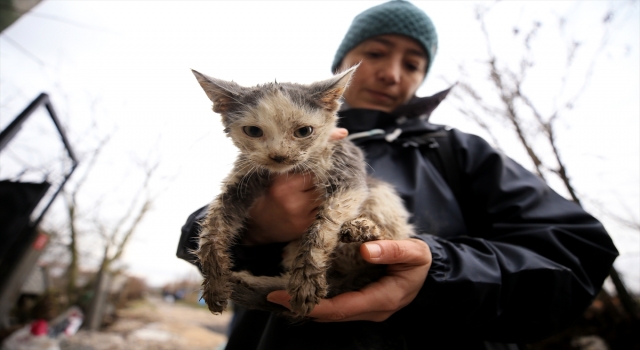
[287,219,333,317]
[197,203,244,314]
[288,188,367,316]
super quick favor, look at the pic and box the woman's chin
[348,102,394,113]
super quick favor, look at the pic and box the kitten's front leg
[197,171,265,314]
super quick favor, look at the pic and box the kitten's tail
[230,271,292,314]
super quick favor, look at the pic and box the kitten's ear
[192,69,244,114]
[311,63,359,112]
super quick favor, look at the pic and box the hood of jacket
[337,86,454,136]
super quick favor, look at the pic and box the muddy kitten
[191,66,414,317]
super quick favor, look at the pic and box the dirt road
[60,297,231,350]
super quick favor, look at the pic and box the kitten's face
[192,67,357,173]
[226,91,335,173]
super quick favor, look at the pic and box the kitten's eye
[294,126,314,138]
[243,126,263,137]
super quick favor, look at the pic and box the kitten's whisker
[303,163,324,188]
[239,165,258,196]
[302,161,321,184]
[312,165,330,190]
[311,166,328,187]
[241,168,257,197]
[363,161,375,172]
[333,157,360,180]
[228,161,254,189]
[232,161,254,197]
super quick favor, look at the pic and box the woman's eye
[366,51,383,59]
[405,62,419,72]
[243,126,263,137]
[294,126,314,138]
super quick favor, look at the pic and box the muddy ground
[60,297,231,350]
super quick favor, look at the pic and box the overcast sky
[1,1,638,292]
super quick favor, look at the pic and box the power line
[0,3,113,33]
[0,34,46,67]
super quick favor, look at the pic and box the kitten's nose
[270,155,288,163]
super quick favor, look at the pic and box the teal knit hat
[331,0,438,75]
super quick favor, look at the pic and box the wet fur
[192,66,414,317]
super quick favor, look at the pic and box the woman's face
[339,34,428,113]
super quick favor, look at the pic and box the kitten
[192,66,414,317]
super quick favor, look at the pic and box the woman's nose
[376,59,401,84]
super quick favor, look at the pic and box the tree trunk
[84,257,112,331]
[609,267,639,321]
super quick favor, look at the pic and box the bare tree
[84,160,158,330]
[450,1,638,321]
[60,136,109,301]
[93,161,157,274]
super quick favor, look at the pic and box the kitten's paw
[340,217,380,243]
[287,268,327,316]
[202,276,232,314]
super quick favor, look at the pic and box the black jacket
[177,93,618,350]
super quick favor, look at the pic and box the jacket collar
[337,86,454,135]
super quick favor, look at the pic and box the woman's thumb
[361,239,431,265]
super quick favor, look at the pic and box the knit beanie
[331,0,438,75]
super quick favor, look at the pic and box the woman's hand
[243,128,348,245]
[267,239,432,321]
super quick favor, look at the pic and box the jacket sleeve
[409,129,619,343]
[177,206,208,270]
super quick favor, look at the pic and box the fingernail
[267,291,290,307]
[267,293,276,303]
[365,243,381,258]
[267,292,281,304]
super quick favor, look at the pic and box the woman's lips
[366,89,395,102]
